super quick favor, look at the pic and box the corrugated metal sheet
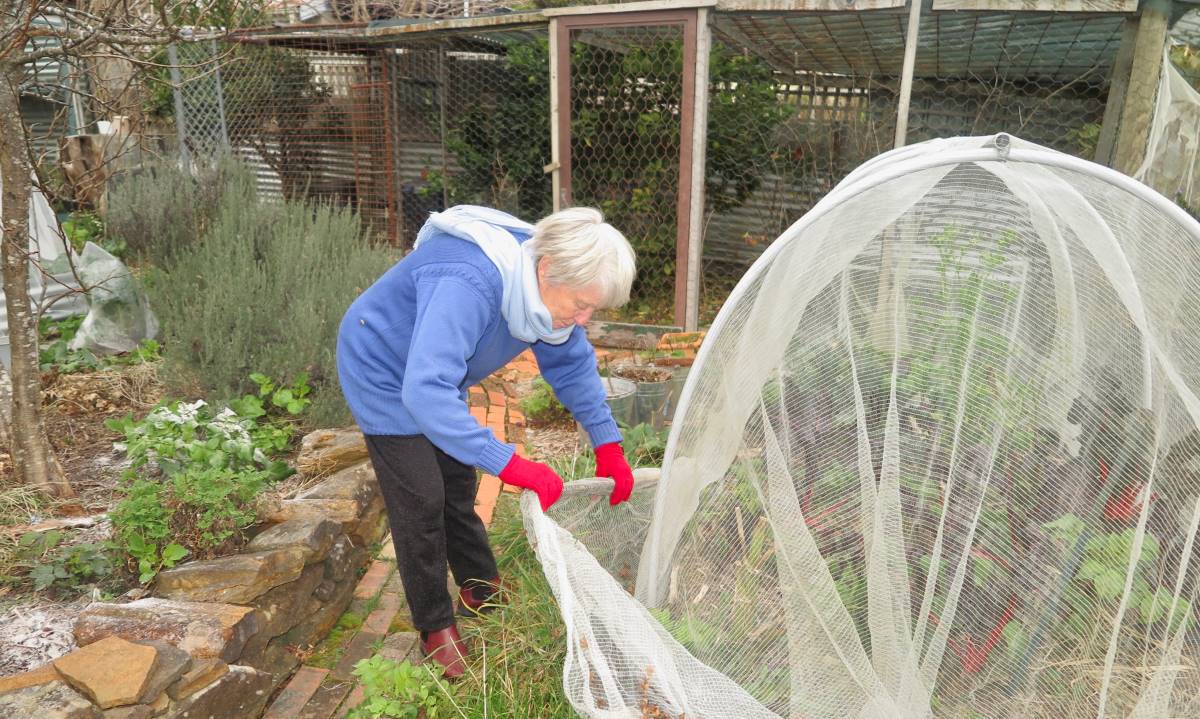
[714,11,1125,81]
[21,14,70,100]
[20,96,68,162]
[1174,9,1200,46]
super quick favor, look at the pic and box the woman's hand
[499,454,564,512]
[594,443,634,506]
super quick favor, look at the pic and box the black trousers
[364,434,499,632]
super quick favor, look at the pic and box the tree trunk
[0,68,73,497]
[0,360,12,451]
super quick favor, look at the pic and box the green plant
[622,422,668,467]
[1043,516,1191,634]
[1068,122,1101,160]
[349,656,451,719]
[60,210,128,258]
[106,397,292,480]
[519,378,569,425]
[106,389,295,582]
[107,476,189,583]
[38,316,161,374]
[14,530,114,594]
[229,372,313,453]
[60,212,104,252]
[107,155,246,266]
[145,163,396,427]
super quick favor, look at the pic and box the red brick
[362,593,402,635]
[469,406,487,425]
[332,631,384,683]
[353,560,391,600]
[263,666,328,719]
[297,682,353,719]
[475,475,502,525]
[334,685,366,719]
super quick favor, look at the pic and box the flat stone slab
[297,462,375,508]
[163,665,273,719]
[102,705,153,719]
[75,599,263,664]
[167,659,227,701]
[244,562,326,648]
[263,499,362,527]
[0,663,62,694]
[296,428,369,477]
[54,636,158,709]
[324,537,367,584]
[247,518,340,565]
[0,680,101,718]
[155,547,307,604]
[130,641,192,705]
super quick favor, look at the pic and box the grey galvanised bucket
[634,377,671,430]
[603,376,637,428]
[579,376,637,445]
[611,364,672,430]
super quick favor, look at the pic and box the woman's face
[538,259,603,330]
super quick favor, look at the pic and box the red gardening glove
[595,442,634,506]
[499,453,564,512]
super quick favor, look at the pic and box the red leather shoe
[420,624,468,679]
[457,577,506,617]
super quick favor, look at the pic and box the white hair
[529,207,637,309]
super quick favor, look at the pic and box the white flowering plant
[105,373,309,583]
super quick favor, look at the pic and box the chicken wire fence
[171,28,554,248]
[171,9,1124,326]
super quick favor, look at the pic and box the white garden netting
[1136,46,1200,212]
[523,134,1200,718]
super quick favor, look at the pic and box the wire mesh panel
[439,29,554,229]
[174,38,398,240]
[565,23,688,324]
[185,26,553,247]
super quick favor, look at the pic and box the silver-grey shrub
[146,170,396,427]
[107,155,250,266]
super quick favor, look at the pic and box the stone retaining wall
[0,430,382,719]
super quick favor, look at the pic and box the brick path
[263,348,623,717]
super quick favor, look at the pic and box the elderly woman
[336,205,638,677]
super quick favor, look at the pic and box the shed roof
[230,0,1135,81]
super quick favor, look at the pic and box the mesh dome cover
[522,135,1200,718]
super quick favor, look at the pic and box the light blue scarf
[414,206,573,345]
